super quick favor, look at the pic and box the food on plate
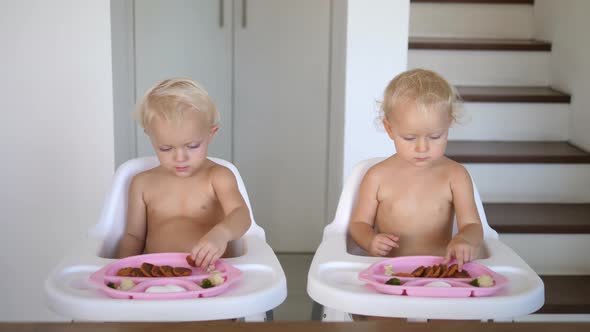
[201,278,214,289]
[116,267,133,277]
[385,277,401,286]
[173,267,192,277]
[411,266,425,277]
[469,274,494,287]
[115,262,193,278]
[160,265,175,277]
[140,263,154,277]
[186,255,197,267]
[118,278,136,291]
[405,264,470,278]
[424,281,452,288]
[383,264,394,276]
[145,284,187,293]
[394,272,414,277]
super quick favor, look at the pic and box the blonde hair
[381,69,460,123]
[136,78,219,129]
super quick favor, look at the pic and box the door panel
[234,0,331,251]
[134,0,233,160]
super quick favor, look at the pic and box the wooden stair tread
[409,37,551,51]
[411,0,534,4]
[457,86,570,103]
[538,275,590,314]
[485,203,590,234]
[446,141,590,163]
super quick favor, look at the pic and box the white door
[234,0,331,251]
[134,0,233,160]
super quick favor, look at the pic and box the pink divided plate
[88,253,242,300]
[359,256,508,298]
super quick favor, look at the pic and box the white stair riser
[449,103,570,141]
[465,164,590,203]
[499,234,590,275]
[411,3,534,39]
[409,50,550,86]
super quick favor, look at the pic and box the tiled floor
[273,253,315,321]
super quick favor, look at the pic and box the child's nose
[174,149,188,162]
[415,137,429,153]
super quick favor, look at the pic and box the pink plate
[88,253,242,300]
[359,256,508,298]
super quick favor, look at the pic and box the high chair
[45,157,287,321]
[307,157,544,321]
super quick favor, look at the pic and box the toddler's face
[384,102,452,168]
[147,111,217,177]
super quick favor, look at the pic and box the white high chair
[307,157,544,321]
[45,157,287,321]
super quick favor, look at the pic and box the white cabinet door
[234,0,331,251]
[134,0,233,161]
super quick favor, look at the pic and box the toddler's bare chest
[144,184,222,220]
[376,177,453,220]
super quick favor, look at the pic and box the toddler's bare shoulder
[131,167,161,188]
[366,158,398,178]
[209,162,236,183]
[442,158,472,182]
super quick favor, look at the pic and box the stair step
[409,50,549,85]
[538,275,590,314]
[485,204,590,234]
[412,0,533,3]
[447,141,590,163]
[457,86,570,103]
[409,37,551,51]
[449,103,569,141]
[411,1,534,39]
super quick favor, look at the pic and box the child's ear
[209,126,219,139]
[383,118,395,140]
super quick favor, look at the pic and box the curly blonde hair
[381,69,460,123]
[136,78,219,129]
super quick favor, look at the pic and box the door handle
[219,0,224,28]
[242,0,247,28]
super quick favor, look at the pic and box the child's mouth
[175,166,189,172]
[415,157,430,162]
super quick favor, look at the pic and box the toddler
[349,69,483,272]
[116,78,251,268]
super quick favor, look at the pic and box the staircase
[409,0,590,321]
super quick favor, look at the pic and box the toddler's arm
[443,165,483,270]
[191,166,251,267]
[348,168,399,256]
[116,175,147,258]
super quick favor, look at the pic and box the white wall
[342,0,409,181]
[0,0,114,321]
[535,0,590,151]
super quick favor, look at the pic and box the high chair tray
[45,235,287,321]
[307,237,544,319]
[359,256,508,298]
[88,253,241,300]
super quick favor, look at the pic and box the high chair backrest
[90,156,265,257]
[325,157,498,239]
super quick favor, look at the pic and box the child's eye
[159,147,172,152]
[188,144,201,149]
[402,137,416,141]
[430,135,442,140]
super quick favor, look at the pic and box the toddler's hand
[368,233,399,257]
[442,236,478,272]
[190,227,229,268]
